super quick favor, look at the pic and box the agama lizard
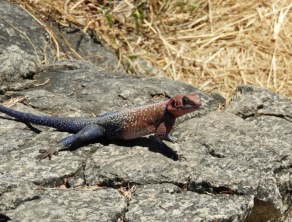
[0,94,201,161]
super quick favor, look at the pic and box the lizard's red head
[167,94,202,118]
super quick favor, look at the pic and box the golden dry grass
[12,0,292,102]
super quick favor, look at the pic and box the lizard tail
[0,104,82,131]
[0,104,94,132]
[0,104,59,126]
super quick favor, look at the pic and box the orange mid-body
[120,101,171,140]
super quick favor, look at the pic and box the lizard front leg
[165,133,175,143]
[154,115,186,161]
[38,124,105,160]
[154,135,186,161]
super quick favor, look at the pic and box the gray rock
[126,58,167,77]
[0,1,49,60]
[0,106,84,188]
[0,173,39,213]
[0,58,224,221]
[0,46,38,82]
[1,1,292,221]
[0,60,222,183]
[0,173,127,222]
[126,183,253,222]
[54,24,125,73]
[224,84,292,222]
[2,77,291,221]
[0,46,37,94]
[0,0,124,75]
[225,84,292,119]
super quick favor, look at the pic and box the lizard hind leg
[38,124,105,160]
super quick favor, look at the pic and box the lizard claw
[171,151,187,161]
[37,147,59,160]
[166,134,176,143]
[177,154,187,162]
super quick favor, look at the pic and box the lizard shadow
[68,135,178,161]
[0,116,42,133]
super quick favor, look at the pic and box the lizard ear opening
[172,100,175,107]
[171,97,177,107]
[167,98,176,110]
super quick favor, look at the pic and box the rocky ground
[0,1,292,221]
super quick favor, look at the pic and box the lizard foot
[38,147,59,160]
[177,154,187,162]
[171,152,187,161]
[166,134,176,144]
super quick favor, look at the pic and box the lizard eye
[182,97,188,105]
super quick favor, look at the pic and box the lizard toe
[177,154,187,161]
[172,153,187,161]
[38,148,59,160]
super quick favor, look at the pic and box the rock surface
[0,1,292,222]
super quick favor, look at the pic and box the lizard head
[167,94,202,118]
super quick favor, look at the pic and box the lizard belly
[122,126,156,140]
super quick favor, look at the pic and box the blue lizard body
[0,94,201,161]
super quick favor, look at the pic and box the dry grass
[12,0,292,102]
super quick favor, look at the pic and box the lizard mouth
[181,104,202,110]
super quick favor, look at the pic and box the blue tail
[0,104,87,132]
